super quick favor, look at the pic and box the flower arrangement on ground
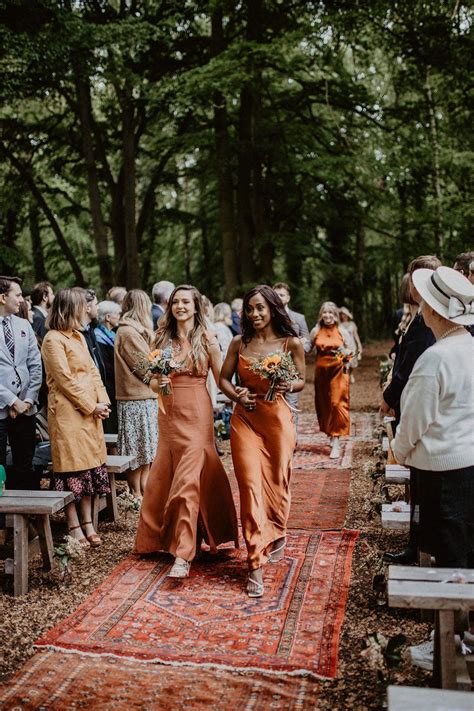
[248,351,299,401]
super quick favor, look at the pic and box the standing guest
[0,276,42,490]
[115,290,158,498]
[18,298,34,325]
[80,289,106,386]
[134,285,238,578]
[151,280,175,330]
[307,301,351,459]
[338,307,363,383]
[106,286,127,307]
[213,302,234,358]
[382,254,442,565]
[31,281,54,343]
[453,251,474,336]
[230,297,243,336]
[95,300,121,434]
[390,274,416,357]
[220,285,305,597]
[42,288,111,548]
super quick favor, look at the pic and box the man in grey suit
[273,282,309,418]
[0,276,42,490]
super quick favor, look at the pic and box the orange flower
[262,354,282,372]
[147,349,161,362]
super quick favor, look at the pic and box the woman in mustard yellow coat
[42,288,111,548]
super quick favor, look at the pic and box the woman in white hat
[392,265,474,570]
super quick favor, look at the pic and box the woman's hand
[94,403,111,419]
[235,387,257,411]
[155,374,171,387]
[274,379,292,393]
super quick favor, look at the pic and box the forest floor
[0,340,435,708]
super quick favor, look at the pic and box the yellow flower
[148,349,161,362]
[262,354,282,372]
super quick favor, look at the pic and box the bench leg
[433,610,457,689]
[91,495,99,531]
[105,472,118,522]
[13,514,28,597]
[36,514,55,571]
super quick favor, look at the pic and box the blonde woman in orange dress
[308,301,351,459]
[220,285,305,598]
[134,285,238,578]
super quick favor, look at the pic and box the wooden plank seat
[104,433,118,453]
[382,436,389,452]
[388,685,474,710]
[0,490,74,596]
[385,464,410,484]
[91,454,137,529]
[381,501,410,530]
[388,566,474,690]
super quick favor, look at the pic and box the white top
[392,332,474,471]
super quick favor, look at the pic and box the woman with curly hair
[220,285,305,597]
[134,285,238,578]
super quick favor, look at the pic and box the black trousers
[0,413,38,491]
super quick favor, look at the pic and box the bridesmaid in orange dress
[308,301,351,459]
[134,285,238,578]
[220,285,305,597]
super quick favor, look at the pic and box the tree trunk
[354,222,366,338]
[29,200,47,281]
[111,167,127,285]
[425,67,444,255]
[122,86,140,288]
[238,84,257,284]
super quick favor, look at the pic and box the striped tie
[2,317,15,359]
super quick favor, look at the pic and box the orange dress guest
[220,285,305,598]
[309,301,350,459]
[134,285,238,579]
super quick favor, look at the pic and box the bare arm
[219,337,241,402]
[274,337,306,393]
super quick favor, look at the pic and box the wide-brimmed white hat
[412,266,474,325]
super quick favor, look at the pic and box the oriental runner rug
[36,530,358,679]
[293,440,353,469]
[0,649,320,710]
[288,468,351,530]
[297,412,377,443]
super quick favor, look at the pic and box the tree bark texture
[425,67,444,255]
[29,200,47,281]
[122,85,140,288]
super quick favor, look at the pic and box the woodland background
[0,0,472,335]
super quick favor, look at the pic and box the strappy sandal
[268,538,286,563]
[80,521,102,548]
[168,557,191,578]
[68,524,91,549]
[246,575,264,598]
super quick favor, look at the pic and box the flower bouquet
[331,346,355,374]
[136,346,182,395]
[248,351,299,401]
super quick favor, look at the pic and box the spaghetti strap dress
[134,354,239,560]
[231,340,296,570]
[313,324,350,437]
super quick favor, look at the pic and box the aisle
[0,411,375,710]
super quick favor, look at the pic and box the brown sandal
[80,521,102,548]
[68,524,91,549]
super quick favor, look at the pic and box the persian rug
[36,530,359,679]
[0,649,320,710]
[297,412,376,443]
[293,440,353,470]
[288,468,351,530]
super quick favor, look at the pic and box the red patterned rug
[36,530,358,678]
[297,412,376,443]
[293,440,353,469]
[1,649,320,710]
[288,468,351,530]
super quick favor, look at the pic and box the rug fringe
[33,644,333,680]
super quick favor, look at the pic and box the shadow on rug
[36,530,359,679]
[288,468,351,530]
[1,649,320,710]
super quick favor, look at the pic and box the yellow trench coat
[42,329,109,473]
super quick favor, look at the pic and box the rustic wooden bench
[0,490,74,597]
[104,433,118,453]
[91,454,137,529]
[382,436,389,452]
[388,565,474,690]
[381,502,410,530]
[387,685,473,710]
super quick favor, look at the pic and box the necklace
[439,325,464,340]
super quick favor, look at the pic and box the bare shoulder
[288,336,304,352]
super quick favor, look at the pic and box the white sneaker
[410,640,434,671]
[329,439,341,459]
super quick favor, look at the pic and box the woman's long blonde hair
[121,289,153,336]
[155,285,209,372]
[318,301,340,326]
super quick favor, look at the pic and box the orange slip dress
[134,360,239,561]
[231,342,296,571]
[313,324,350,437]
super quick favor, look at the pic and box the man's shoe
[410,640,433,671]
[383,548,417,565]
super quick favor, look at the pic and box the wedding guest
[307,301,352,459]
[382,254,441,566]
[338,306,362,383]
[230,297,243,336]
[114,289,158,498]
[31,280,54,343]
[95,300,121,434]
[18,298,34,324]
[81,289,106,387]
[213,302,234,358]
[390,274,416,357]
[42,288,111,548]
[453,251,474,335]
[106,286,127,307]
[151,280,175,330]
[220,285,305,597]
[134,284,238,578]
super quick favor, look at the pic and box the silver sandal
[268,538,286,563]
[246,576,264,598]
[168,557,191,578]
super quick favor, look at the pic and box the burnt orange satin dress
[134,363,239,560]
[231,348,296,570]
[314,325,350,437]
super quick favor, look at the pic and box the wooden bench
[91,454,137,529]
[381,502,410,530]
[0,490,74,596]
[385,464,410,501]
[382,436,389,453]
[104,433,118,453]
[388,566,474,689]
[388,685,474,710]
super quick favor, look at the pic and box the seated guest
[41,288,111,548]
[31,281,54,343]
[151,280,175,330]
[95,300,121,434]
